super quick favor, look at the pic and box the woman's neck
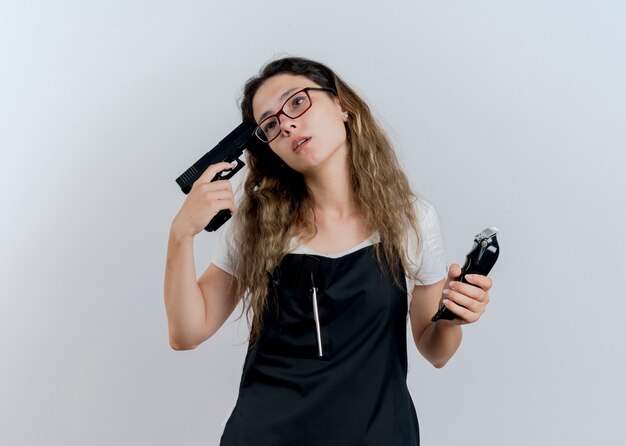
[302,147,358,221]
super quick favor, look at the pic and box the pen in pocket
[310,272,323,357]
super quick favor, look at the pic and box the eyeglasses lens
[256,91,312,143]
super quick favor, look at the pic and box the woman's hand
[441,263,493,326]
[171,162,237,238]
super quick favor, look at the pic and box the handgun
[174,121,259,232]
[432,227,500,322]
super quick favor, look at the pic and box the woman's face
[252,74,349,174]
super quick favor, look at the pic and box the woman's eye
[263,121,276,132]
[291,96,305,108]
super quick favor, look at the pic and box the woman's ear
[333,97,348,121]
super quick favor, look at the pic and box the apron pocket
[265,281,333,360]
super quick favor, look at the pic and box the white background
[1,1,624,445]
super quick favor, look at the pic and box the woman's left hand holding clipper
[441,263,493,325]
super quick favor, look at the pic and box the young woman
[164,56,493,445]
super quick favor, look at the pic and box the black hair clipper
[431,227,500,322]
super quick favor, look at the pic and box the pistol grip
[204,209,232,232]
[203,158,245,232]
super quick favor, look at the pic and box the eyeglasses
[253,87,337,144]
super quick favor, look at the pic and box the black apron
[220,244,420,445]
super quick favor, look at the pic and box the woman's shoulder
[211,218,239,276]
[408,195,448,285]
[413,195,441,227]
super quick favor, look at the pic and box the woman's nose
[279,114,298,134]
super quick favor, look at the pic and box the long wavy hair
[225,56,423,346]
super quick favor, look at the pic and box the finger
[197,162,237,184]
[205,189,235,201]
[221,199,237,213]
[198,178,233,193]
[208,195,237,213]
[465,274,493,291]
[449,280,485,302]
[442,296,479,324]
[443,288,483,314]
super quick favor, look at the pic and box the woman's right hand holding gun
[171,162,237,238]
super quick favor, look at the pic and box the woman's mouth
[293,137,311,153]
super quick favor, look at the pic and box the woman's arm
[164,228,207,350]
[409,276,462,368]
[409,263,492,368]
[164,225,240,350]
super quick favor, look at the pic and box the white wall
[1,1,624,444]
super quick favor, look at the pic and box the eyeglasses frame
[253,87,338,144]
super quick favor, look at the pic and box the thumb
[448,263,462,280]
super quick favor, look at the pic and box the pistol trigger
[231,157,245,170]
[219,157,245,179]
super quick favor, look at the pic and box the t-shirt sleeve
[407,198,448,288]
[211,220,237,277]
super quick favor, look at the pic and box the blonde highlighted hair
[225,56,423,346]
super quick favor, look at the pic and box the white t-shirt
[211,198,448,306]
